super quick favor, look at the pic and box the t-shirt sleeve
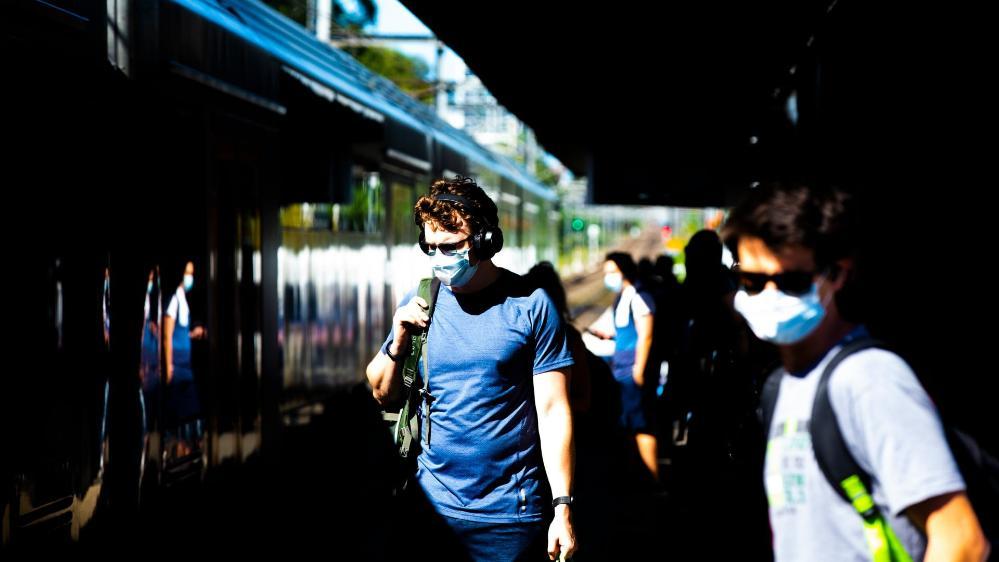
[166,294,179,319]
[632,289,656,317]
[829,349,965,516]
[531,290,575,375]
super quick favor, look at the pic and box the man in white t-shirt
[722,182,989,562]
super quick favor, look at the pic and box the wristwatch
[385,346,401,362]
[552,496,574,509]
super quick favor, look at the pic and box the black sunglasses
[734,267,817,297]
[419,235,471,257]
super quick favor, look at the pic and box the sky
[367,0,469,83]
[362,0,572,178]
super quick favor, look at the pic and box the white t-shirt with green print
[765,345,965,562]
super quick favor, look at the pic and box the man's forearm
[366,338,407,404]
[918,492,990,562]
[538,402,574,498]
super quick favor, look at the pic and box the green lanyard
[840,475,914,562]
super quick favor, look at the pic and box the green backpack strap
[393,278,440,459]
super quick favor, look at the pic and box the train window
[390,180,418,247]
[278,196,389,397]
[386,177,432,306]
[332,170,384,234]
[498,187,522,272]
[522,196,545,269]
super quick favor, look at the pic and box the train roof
[167,0,557,202]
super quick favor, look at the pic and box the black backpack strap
[811,338,887,506]
[758,364,785,438]
[810,338,916,561]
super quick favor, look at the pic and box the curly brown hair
[414,176,499,234]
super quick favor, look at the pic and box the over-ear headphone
[419,193,504,260]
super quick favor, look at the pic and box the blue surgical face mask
[431,249,478,288]
[604,272,623,292]
[183,274,194,292]
[734,283,827,344]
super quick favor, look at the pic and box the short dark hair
[605,252,639,284]
[414,176,499,235]
[721,182,860,272]
[722,182,866,321]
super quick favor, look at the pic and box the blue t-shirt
[381,269,575,523]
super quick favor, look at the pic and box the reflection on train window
[99,265,112,477]
[387,178,430,304]
[278,195,389,395]
[163,260,206,462]
[102,267,111,347]
[334,170,384,234]
[390,180,417,247]
[139,267,161,482]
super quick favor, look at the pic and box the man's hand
[390,296,429,352]
[369,295,430,404]
[585,327,613,340]
[548,505,577,560]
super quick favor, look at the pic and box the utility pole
[315,0,331,42]
[434,39,446,117]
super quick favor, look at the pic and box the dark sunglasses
[419,235,471,257]
[734,267,817,297]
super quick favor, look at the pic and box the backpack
[760,338,999,561]
[382,278,440,478]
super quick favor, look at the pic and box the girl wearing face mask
[588,252,660,480]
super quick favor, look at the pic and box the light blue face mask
[431,248,478,288]
[734,283,827,344]
[604,272,623,292]
[183,274,194,292]
[147,280,154,294]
